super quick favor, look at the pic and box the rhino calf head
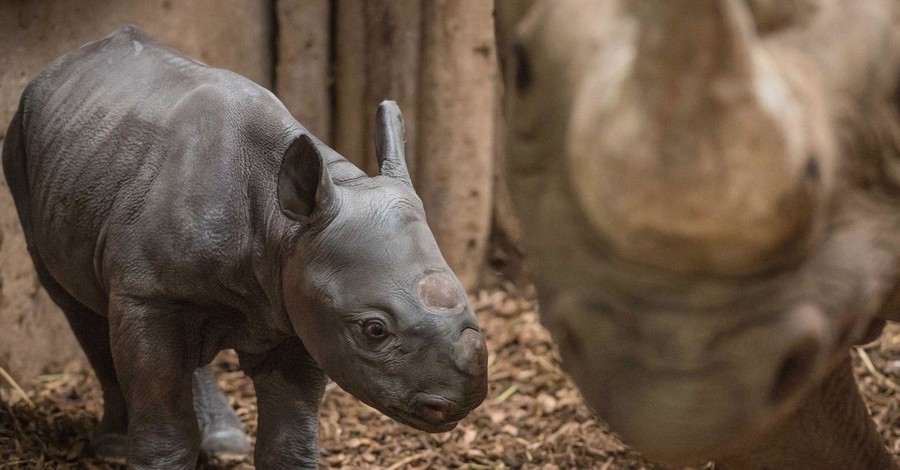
[279,102,488,432]
[498,0,898,463]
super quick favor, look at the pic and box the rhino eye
[513,41,533,93]
[363,319,387,339]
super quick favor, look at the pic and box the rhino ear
[277,134,339,223]
[375,100,412,186]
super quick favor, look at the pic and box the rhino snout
[408,327,488,429]
[556,299,834,462]
[443,326,489,412]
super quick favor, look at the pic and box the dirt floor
[1,286,898,469]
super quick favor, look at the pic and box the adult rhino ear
[375,100,413,186]
[277,134,339,223]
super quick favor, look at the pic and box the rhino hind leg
[717,356,898,469]
[6,107,127,462]
[193,365,250,460]
[28,253,130,462]
[30,251,249,463]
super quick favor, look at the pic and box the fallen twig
[0,366,34,408]
[385,450,430,470]
[856,347,900,391]
[493,385,518,404]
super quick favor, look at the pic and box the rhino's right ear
[277,134,339,223]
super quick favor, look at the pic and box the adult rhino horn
[631,0,756,97]
[566,0,832,275]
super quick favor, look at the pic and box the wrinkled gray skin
[2,26,487,469]
[497,0,899,468]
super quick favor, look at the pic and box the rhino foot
[91,431,128,464]
[201,426,251,461]
[193,366,251,460]
[90,426,249,464]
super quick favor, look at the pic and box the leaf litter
[1,287,897,469]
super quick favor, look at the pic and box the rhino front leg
[718,356,898,469]
[108,295,202,469]
[239,338,327,470]
[193,365,250,459]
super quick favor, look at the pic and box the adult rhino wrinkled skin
[2,26,487,469]
[497,0,899,468]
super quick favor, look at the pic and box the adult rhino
[496,0,899,468]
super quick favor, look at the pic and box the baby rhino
[2,26,487,469]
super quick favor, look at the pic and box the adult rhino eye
[363,319,387,339]
[805,155,820,181]
[513,41,533,93]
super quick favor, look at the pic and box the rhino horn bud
[417,271,465,313]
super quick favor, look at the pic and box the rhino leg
[7,110,129,460]
[193,365,250,460]
[239,338,327,469]
[28,253,129,462]
[718,356,898,469]
[108,296,201,470]
[27,227,244,463]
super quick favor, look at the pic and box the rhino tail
[2,104,36,251]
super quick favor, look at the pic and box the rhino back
[17,26,297,314]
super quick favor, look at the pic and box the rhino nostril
[769,337,820,404]
[415,396,452,424]
[557,320,583,358]
[421,403,448,423]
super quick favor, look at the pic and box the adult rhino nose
[562,301,832,462]
[451,327,487,377]
[766,305,825,405]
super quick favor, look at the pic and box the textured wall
[0,0,273,385]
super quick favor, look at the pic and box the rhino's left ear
[277,134,340,223]
[375,100,412,186]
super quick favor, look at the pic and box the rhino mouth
[388,406,461,433]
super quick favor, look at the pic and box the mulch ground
[1,286,898,469]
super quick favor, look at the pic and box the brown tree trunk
[333,0,422,176]
[417,0,497,290]
[276,0,331,139]
[362,0,422,179]
[333,0,367,168]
